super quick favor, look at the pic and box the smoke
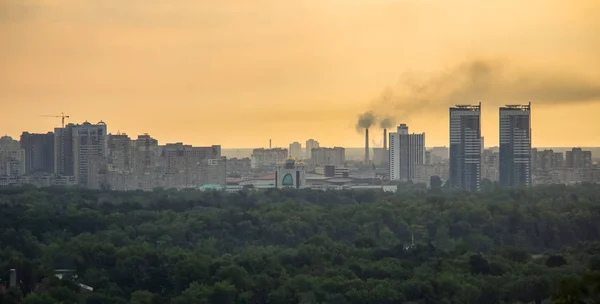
[356,111,376,131]
[363,58,600,120]
[379,117,395,129]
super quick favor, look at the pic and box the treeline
[1,184,600,303]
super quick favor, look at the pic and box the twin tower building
[389,102,531,191]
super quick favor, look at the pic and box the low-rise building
[315,165,350,178]
[226,157,252,176]
[251,148,288,169]
[310,147,345,167]
[275,159,306,189]
[413,163,450,186]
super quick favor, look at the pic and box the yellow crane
[41,112,70,128]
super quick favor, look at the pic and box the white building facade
[389,124,425,181]
[289,142,302,159]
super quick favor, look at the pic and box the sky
[1,0,599,148]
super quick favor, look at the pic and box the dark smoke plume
[379,117,395,129]
[356,111,376,131]
[364,58,600,120]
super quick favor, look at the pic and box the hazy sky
[1,0,599,148]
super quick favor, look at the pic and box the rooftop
[452,103,481,110]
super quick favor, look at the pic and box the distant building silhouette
[251,148,288,169]
[54,121,108,187]
[305,139,319,160]
[289,142,302,159]
[0,136,25,177]
[566,147,592,169]
[310,147,345,167]
[20,132,55,174]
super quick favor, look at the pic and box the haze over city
[4,2,600,303]
[2,0,600,148]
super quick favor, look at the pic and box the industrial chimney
[365,128,369,163]
[383,128,387,151]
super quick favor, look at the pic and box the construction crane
[41,112,70,128]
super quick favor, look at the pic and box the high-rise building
[430,146,449,163]
[449,103,482,191]
[531,148,538,170]
[289,142,302,159]
[482,149,500,181]
[132,134,160,190]
[310,147,346,167]
[553,152,565,168]
[499,103,532,188]
[305,139,320,160]
[532,149,563,170]
[71,121,108,187]
[0,136,26,176]
[54,124,75,176]
[566,148,592,169]
[160,143,225,188]
[108,134,132,171]
[133,134,160,171]
[105,134,133,190]
[20,132,55,174]
[389,124,425,181]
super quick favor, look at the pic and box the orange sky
[1,0,599,148]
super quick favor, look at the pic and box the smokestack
[383,128,387,151]
[269,139,272,149]
[9,269,16,288]
[365,128,369,162]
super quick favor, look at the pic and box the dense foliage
[1,184,600,303]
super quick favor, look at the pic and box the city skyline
[4,110,600,151]
[2,1,600,148]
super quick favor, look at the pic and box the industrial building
[373,128,389,167]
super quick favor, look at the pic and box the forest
[1,183,600,303]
